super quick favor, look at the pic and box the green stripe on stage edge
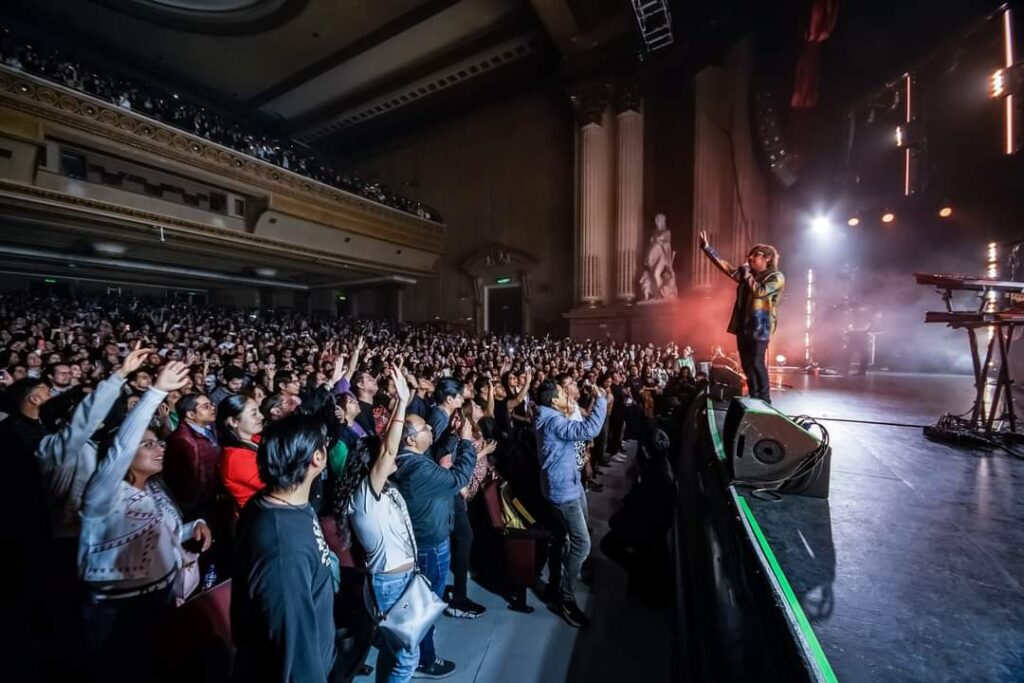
[706,398,727,461]
[736,495,839,683]
[704,397,837,682]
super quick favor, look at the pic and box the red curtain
[791,0,840,109]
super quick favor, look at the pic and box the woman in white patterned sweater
[78,359,212,683]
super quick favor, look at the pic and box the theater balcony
[0,65,443,309]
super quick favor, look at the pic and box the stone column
[573,87,610,306]
[614,82,643,303]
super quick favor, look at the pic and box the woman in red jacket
[216,394,265,511]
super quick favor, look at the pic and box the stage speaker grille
[722,397,831,498]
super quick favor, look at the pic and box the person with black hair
[231,413,336,683]
[164,393,220,521]
[45,361,72,395]
[261,390,301,423]
[218,394,265,511]
[210,365,246,407]
[428,376,463,463]
[534,378,607,627]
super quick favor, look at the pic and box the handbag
[365,497,446,651]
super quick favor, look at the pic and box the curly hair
[329,434,370,517]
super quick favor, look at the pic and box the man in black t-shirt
[232,415,336,683]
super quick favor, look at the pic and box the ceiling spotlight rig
[630,0,674,53]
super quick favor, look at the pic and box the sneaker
[413,658,456,679]
[445,596,486,619]
[557,600,591,628]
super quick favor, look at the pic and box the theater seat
[156,580,234,682]
[479,479,551,613]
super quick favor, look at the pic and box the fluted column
[614,83,643,303]
[573,87,610,306]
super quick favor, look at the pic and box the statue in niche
[639,213,678,301]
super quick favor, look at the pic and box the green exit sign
[495,277,512,285]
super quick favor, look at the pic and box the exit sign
[495,276,512,285]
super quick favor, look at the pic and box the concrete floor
[362,438,673,683]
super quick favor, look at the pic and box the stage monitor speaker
[722,397,831,498]
[709,365,744,402]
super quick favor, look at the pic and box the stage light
[775,354,787,365]
[881,211,896,224]
[992,68,1007,98]
[847,216,860,227]
[810,215,833,234]
[895,125,904,147]
[938,205,953,218]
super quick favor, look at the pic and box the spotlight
[881,211,896,224]
[938,205,953,218]
[847,216,860,227]
[895,125,904,147]
[992,68,1006,98]
[810,215,833,234]
[775,354,788,365]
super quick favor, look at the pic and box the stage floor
[742,372,1024,682]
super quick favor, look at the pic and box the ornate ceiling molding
[0,66,443,252]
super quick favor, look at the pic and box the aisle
[361,439,673,682]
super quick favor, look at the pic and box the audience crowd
[1,292,705,683]
[0,24,439,222]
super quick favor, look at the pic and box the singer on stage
[698,231,785,402]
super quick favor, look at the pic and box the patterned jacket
[703,246,785,341]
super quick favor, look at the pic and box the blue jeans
[371,570,419,683]
[416,540,450,667]
[548,494,591,603]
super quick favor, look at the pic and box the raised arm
[81,362,189,518]
[369,363,408,496]
[507,371,533,411]
[698,230,742,281]
[343,336,365,383]
[37,346,148,495]
[547,394,608,442]
[484,377,495,418]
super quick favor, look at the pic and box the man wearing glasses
[699,231,785,403]
[164,393,221,523]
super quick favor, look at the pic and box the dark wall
[335,86,575,336]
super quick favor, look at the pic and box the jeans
[737,336,771,402]
[450,496,473,601]
[547,495,591,603]
[416,540,450,667]
[371,570,419,683]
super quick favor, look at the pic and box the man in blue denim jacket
[533,379,607,627]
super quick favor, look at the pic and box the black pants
[450,495,473,600]
[606,411,625,456]
[82,583,175,683]
[737,336,771,402]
